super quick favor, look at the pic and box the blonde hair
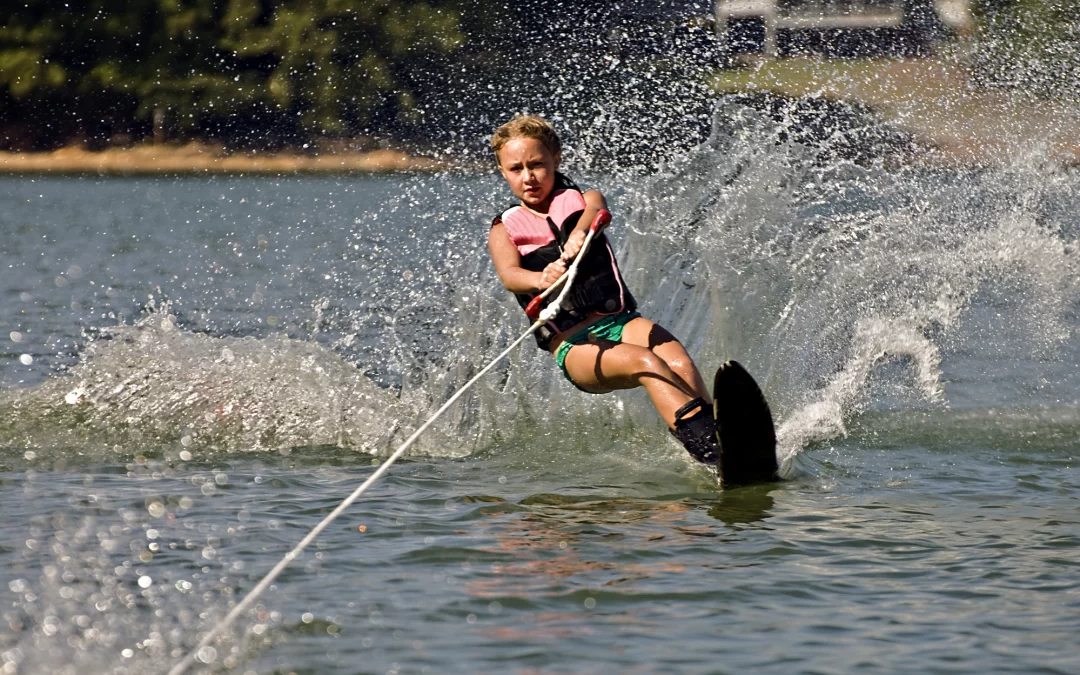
[491,115,562,163]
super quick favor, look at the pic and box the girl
[488,115,720,464]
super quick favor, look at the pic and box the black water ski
[712,361,779,486]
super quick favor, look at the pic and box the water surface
[1,110,1078,674]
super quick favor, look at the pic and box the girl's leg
[561,341,694,429]
[616,317,721,463]
[619,317,710,402]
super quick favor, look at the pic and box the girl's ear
[552,151,561,169]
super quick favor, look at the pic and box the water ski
[712,360,779,486]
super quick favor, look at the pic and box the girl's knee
[654,341,692,372]
[633,348,670,377]
[665,352,691,374]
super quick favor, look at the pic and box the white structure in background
[715,0,974,56]
[934,0,974,32]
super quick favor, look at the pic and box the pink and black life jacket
[492,174,636,349]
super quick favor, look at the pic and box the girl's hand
[561,229,586,261]
[539,259,567,290]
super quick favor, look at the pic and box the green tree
[217,0,462,135]
[0,0,464,146]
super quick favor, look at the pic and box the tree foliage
[0,0,722,158]
[0,0,464,147]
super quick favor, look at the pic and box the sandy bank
[0,143,448,175]
[714,57,1080,167]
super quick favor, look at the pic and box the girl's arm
[561,189,607,261]
[489,221,567,293]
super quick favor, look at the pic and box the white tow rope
[167,210,611,675]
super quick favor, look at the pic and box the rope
[167,223,601,675]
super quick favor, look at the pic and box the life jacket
[492,174,636,349]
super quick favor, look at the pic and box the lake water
[0,107,1078,674]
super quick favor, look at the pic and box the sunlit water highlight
[1,103,1079,673]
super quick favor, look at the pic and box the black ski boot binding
[670,397,720,465]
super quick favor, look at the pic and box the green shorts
[554,310,641,391]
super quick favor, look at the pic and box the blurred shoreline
[0,142,448,175]
[5,57,1080,175]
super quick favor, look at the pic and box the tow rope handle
[525,208,611,321]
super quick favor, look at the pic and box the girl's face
[496,137,560,210]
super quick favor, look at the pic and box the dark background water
[1,110,1079,673]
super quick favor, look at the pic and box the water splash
[3,103,1080,472]
[0,307,420,457]
[607,101,1080,467]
